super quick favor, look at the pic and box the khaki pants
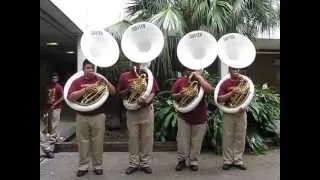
[76,113,106,170]
[222,112,247,165]
[176,117,207,166]
[126,104,154,168]
[43,108,61,136]
[51,109,61,136]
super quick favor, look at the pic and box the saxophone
[127,66,147,103]
[227,78,250,108]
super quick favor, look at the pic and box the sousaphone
[121,22,164,110]
[174,30,218,113]
[63,29,120,112]
[214,33,256,113]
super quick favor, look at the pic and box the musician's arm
[52,86,64,107]
[67,81,87,102]
[217,90,235,103]
[105,79,116,95]
[117,74,130,98]
[139,79,159,105]
[192,72,213,94]
[197,76,214,94]
[143,93,155,105]
[68,88,86,102]
[172,92,184,100]
[53,97,64,107]
[171,78,184,99]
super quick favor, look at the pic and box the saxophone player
[67,60,116,177]
[217,67,248,170]
[171,68,213,171]
[117,62,159,175]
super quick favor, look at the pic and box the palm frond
[148,6,186,82]
[125,0,168,20]
[228,0,280,39]
[105,20,132,42]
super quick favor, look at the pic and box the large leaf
[163,112,174,128]
[148,6,186,82]
[156,106,172,121]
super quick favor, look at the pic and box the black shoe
[94,169,103,175]
[190,165,199,171]
[125,167,138,175]
[140,167,152,174]
[234,164,247,170]
[76,170,88,177]
[175,160,186,171]
[222,164,233,170]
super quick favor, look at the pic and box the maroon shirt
[47,83,63,109]
[117,71,159,96]
[218,78,241,96]
[171,77,208,125]
[218,77,249,114]
[68,75,107,115]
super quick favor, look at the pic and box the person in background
[45,72,64,140]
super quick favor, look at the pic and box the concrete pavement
[40,149,280,180]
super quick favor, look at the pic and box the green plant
[154,71,280,155]
[154,90,177,142]
[246,84,280,154]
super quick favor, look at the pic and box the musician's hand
[232,87,240,94]
[123,88,131,94]
[193,71,203,80]
[238,107,246,113]
[85,84,98,91]
[129,83,135,91]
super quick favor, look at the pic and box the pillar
[219,61,229,78]
[77,37,85,72]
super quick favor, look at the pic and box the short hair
[82,59,94,69]
[51,72,58,78]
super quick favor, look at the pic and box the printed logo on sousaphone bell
[91,30,103,36]
[189,32,202,39]
[223,34,235,41]
[132,24,146,32]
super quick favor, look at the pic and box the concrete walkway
[40,149,280,180]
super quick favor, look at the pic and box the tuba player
[171,68,213,171]
[117,62,159,175]
[67,60,116,177]
[217,67,248,170]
